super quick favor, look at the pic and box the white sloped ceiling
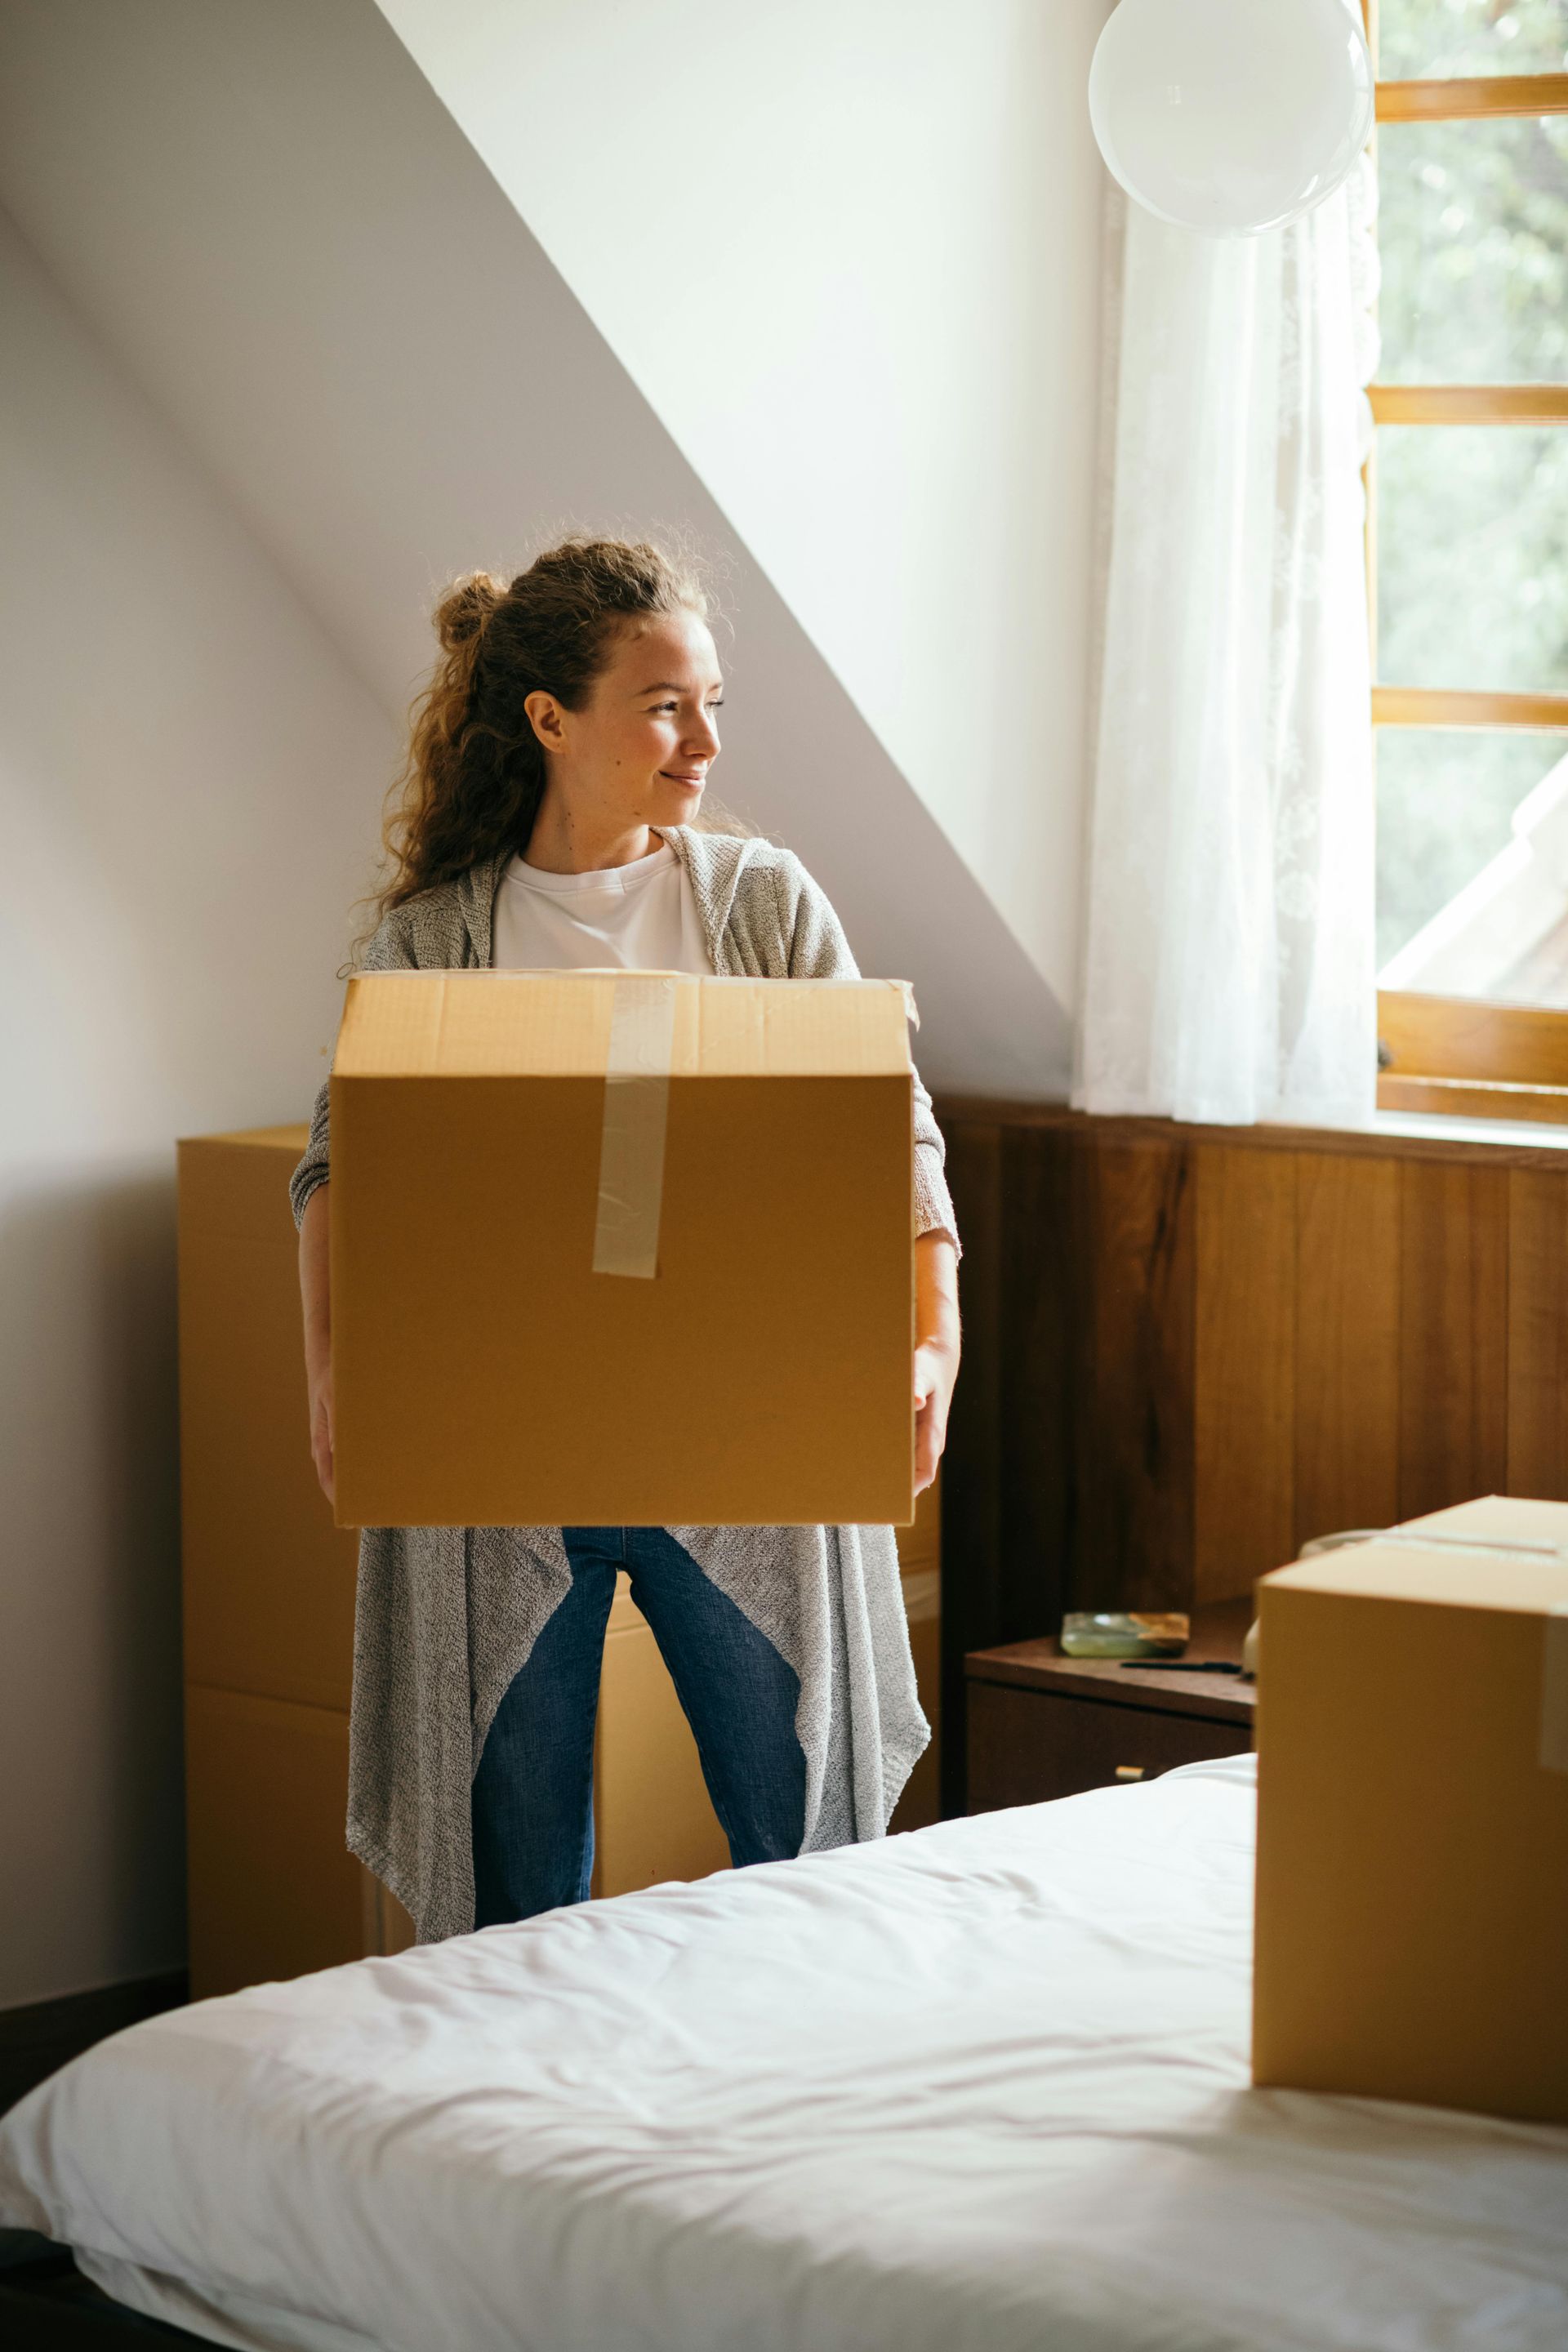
[376,0,1113,1019]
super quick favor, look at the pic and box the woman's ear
[523,688,567,755]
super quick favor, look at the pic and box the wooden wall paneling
[941,1107,1568,1792]
[1507,1169,1568,1500]
[1398,1160,1510,1520]
[938,1119,1003,1814]
[1072,1138,1196,1612]
[1294,1152,1401,1548]
[997,1120,1080,1637]
[1193,1143,1297,1602]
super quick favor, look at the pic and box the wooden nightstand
[965,1600,1255,1812]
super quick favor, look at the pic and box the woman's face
[528,610,724,836]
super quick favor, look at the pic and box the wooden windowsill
[1376,1074,1568,1129]
[931,1096,1568,1169]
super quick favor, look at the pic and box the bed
[2,1755,1566,2351]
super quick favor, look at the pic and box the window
[1370,0,1568,1120]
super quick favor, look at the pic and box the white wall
[376,0,1113,1009]
[0,207,394,2007]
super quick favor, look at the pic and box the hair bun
[434,572,506,653]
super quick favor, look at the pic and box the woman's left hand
[913,1233,961,1496]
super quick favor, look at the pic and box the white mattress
[3,1755,1566,2352]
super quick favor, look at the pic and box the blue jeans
[470,1526,807,1927]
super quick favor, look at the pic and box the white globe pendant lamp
[1089,0,1374,237]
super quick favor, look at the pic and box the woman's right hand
[310,1367,336,1506]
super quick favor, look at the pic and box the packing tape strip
[1377,1531,1567,1561]
[592,974,678,1281]
[1541,1606,1568,1775]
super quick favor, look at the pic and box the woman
[292,536,961,1942]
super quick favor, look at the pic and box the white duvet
[3,1756,1566,2352]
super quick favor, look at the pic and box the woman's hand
[309,1366,336,1508]
[913,1232,960,1496]
[300,1183,336,1507]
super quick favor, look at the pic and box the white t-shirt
[491,835,714,976]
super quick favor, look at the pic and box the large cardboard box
[329,969,916,1528]
[1253,1494,1568,2122]
[179,1127,413,1998]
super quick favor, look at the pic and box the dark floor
[0,2230,204,2343]
[0,1975,187,2118]
[0,1976,200,2345]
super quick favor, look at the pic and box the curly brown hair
[371,535,735,930]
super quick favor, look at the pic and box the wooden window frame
[1367,14,1568,1122]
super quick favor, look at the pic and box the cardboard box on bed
[328,969,916,1529]
[1252,1494,1568,2123]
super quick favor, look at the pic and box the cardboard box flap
[179,1125,311,1154]
[1265,1493,1568,1615]
[333,970,915,1081]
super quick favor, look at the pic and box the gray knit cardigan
[290,826,960,1942]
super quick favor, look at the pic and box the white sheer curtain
[1076,161,1379,1128]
